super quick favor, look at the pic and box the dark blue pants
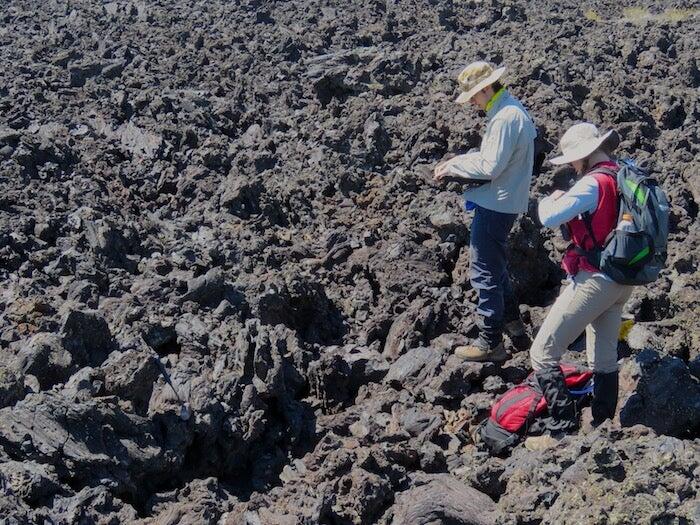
[469,205,519,346]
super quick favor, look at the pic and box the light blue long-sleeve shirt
[443,91,536,214]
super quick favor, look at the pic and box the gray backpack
[582,160,669,285]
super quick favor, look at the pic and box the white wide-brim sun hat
[550,122,620,165]
[455,62,506,104]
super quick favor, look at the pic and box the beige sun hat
[455,61,506,104]
[550,122,620,165]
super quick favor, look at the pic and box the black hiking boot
[504,318,526,338]
[535,366,579,433]
[591,371,619,425]
[504,317,531,352]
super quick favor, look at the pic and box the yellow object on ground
[618,318,635,342]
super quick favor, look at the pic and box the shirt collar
[485,87,507,116]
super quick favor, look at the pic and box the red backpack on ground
[478,364,593,455]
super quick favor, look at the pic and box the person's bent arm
[537,176,599,228]
[443,115,519,181]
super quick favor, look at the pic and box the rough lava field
[0,0,699,523]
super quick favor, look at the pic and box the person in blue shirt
[435,62,536,362]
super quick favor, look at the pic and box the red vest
[561,162,619,275]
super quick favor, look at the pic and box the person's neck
[587,152,612,169]
[484,87,506,112]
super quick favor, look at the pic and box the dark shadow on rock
[255,277,347,345]
[61,309,117,368]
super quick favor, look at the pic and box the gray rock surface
[619,349,700,438]
[390,473,501,525]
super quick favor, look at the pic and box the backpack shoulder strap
[580,211,602,250]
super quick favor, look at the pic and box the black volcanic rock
[0,0,698,522]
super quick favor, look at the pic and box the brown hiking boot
[454,338,508,362]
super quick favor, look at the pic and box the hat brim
[549,130,619,165]
[455,67,506,104]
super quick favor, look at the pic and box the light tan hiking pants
[530,272,634,374]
